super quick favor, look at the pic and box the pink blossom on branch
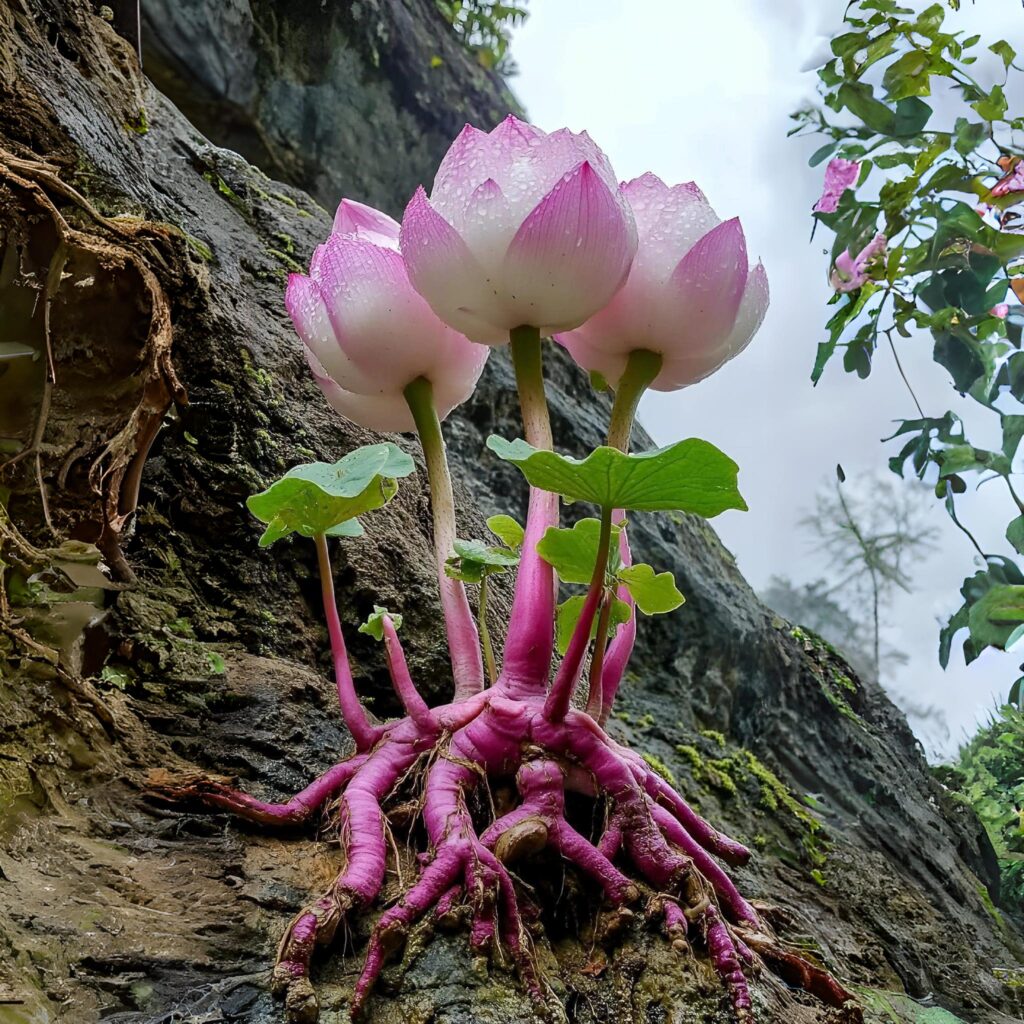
[399,114,638,343]
[285,204,488,432]
[813,157,861,214]
[992,303,1010,319]
[990,159,1024,198]
[831,232,887,294]
[556,173,769,391]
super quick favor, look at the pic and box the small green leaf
[809,142,837,167]
[446,537,519,583]
[972,85,1007,122]
[453,538,519,567]
[486,514,525,550]
[555,594,632,656]
[487,436,746,517]
[990,40,1016,69]
[1008,517,1024,557]
[617,564,685,615]
[537,518,622,584]
[953,117,987,156]
[968,584,1024,652]
[247,443,414,546]
[359,604,402,641]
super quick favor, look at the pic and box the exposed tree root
[0,147,187,578]
[149,683,855,1022]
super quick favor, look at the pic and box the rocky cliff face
[0,3,1019,1023]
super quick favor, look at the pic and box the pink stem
[594,511,635,723]
[544,507,612,722]
[315,533,384,752]
[381,614,437,731]
[501,326,557,695]
[404,377,484,702]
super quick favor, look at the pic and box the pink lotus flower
[814,158,860,214]
[399,115,638,344]
[831,232,886,293]
[555,173,769,391]
[286,203,489,432]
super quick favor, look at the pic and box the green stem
[607,349,663,452]
[403,376,484,700]
[479,576,496,685]
[510,325,552,450]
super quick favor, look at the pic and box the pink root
[664,898,688,941]
[482,759,638,906]
[705,905,753,1021]
[146,757,367,827]
[155,677,850,1022]
[351,737,537,1014]
[626,750,752,866]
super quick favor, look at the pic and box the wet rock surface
[0,2,1020,1022]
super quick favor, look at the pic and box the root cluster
[151,685,852,1022]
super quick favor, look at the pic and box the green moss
[266,248,305,274]
[636,712,655,729]
[124,108,149,134]
[202,170,249,217]
[700,729,726,748]
[674,744,703,773]
[975,880,1006,929]
[789,625,861,723]
[810,868,827,887]
[705,758,739,796]
[641,752,676,786]
[184,234,215,264]
[240,348,275,391]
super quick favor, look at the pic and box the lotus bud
[399,114,638,344]
[286,203,489,432]
[556,173,769,391]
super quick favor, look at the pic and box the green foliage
[487,436,746,517]
[486,513,524,550]
[939,704,1024,916]
[435,1,528,74]
[247,443,414,546]
[359,605,403,641]
[616,564,685,615]
[537,518,623,584]
[795,0,1024,692]
[555,594,631,656]
[445,537,519,584]
[538,517,684,626]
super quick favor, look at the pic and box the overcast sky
[510,0,1023,757]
